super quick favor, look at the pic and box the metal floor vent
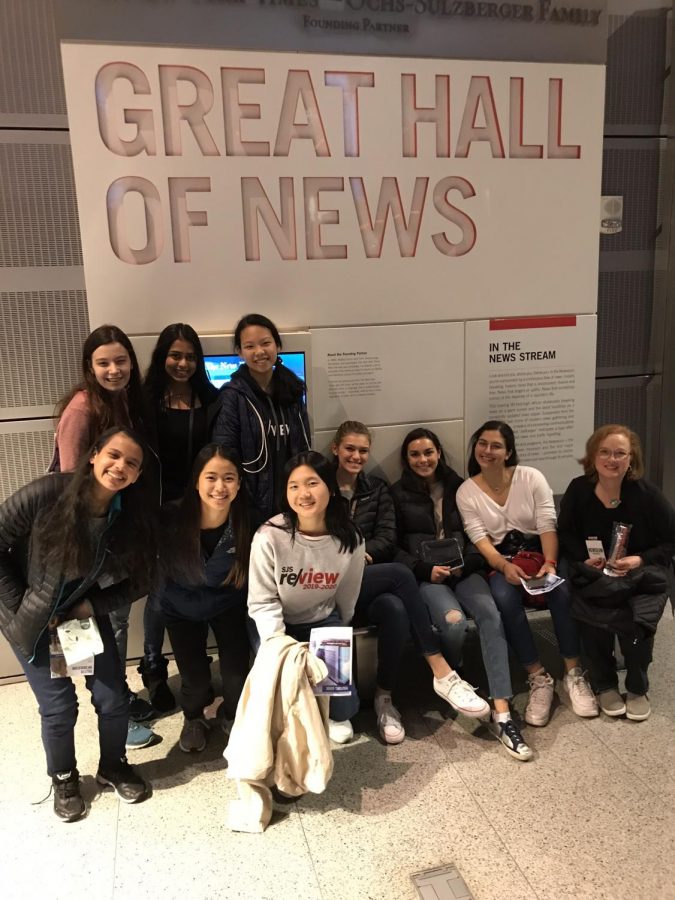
[412,864,474,899]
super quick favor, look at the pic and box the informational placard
[464,315,597,493]
[312,322,463,430]
[61,43,604,333]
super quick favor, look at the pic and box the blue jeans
[421,574,513,699]
[418,581,468,669]
[14,615,128,775]
[355,563,441,691]
[488,573,581,666]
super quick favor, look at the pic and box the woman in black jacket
[392,428,532,761]
[0,427,158,821]
[138,323,219,713]
[558,424,675,721]
[331,421,489,746]
[211,314,310,517]
[158,444,257,753]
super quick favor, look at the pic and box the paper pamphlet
[309,626,353,696]
[519,574,566,596]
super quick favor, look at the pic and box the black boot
[138,657,176,714]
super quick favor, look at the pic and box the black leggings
[166,603,251,721]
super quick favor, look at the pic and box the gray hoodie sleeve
[247,528,286,641]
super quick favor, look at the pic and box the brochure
[519,573,566,596]
[57,616,104,665]
[309,626,353,696]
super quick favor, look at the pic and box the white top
[456,466,557,545]
[247,514,365,640]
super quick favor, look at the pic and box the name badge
[585,537,605,560]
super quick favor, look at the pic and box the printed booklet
[309,626,353,696]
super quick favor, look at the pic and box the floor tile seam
[295,805,328,900]
[580,724,672,805]
[110,798,121,900]
[423,714,544,900]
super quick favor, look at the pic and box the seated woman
[558,424,675,721]
[331,422,489,746]
[247,451,364,744]
[392,427,532,760]
[158,445,256,753]
[0,427,157,821]
[456,420,597,729]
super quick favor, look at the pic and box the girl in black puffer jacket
[331,421,489,746]
[158,444,259,754]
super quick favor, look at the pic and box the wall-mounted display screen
[204,352,307,390]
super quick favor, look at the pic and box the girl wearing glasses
[558,425,675,721]
[456,421,597,736]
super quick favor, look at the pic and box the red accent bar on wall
[489,315,577,331]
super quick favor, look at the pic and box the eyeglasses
[597,448,630,461]
[476,440,506,452]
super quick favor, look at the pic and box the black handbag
[418,536,464,568]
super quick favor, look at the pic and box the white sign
[61,44,604,333]
[464,315,597,493]
[311,322,463,430]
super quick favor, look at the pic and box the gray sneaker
[179,717,209,753]
[625,692,650,721]
[598,689,626,717]
[524,672,555,726]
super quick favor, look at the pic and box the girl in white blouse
[457,421,597,729]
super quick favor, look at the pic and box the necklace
[608,498,621,508]
[482,475,510,495]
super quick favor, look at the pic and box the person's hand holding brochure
[309,626,353,696]
[519,573,565,596]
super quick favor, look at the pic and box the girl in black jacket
[138,323,219,713]
[331,421,489,746]
[392,427,533,761]
[0,427,158,821]
[158,444,257,753]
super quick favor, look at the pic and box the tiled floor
[2,613,675,900]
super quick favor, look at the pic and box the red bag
[510,550,545,578]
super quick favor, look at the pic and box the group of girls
[2,310,674,825]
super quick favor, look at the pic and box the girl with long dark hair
[50,324,157,745]
[50,324,146,472]
[139,323,219,712]
[331,421,489,745]
[392,427,533,760]
[457,420,597,731]
[247,451,364,743]
[211,313,310,517]
[158,444,256,753]
[0,427,158,822]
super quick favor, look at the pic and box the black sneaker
[490,718,533,761]
[96,758,149,803]
[128,692,155,723]
[52,769,85,822]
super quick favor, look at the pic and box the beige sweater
[224,633,333,832]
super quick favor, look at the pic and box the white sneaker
[524,671,555,726]
[374,694,405,744]
[328,719,354,744]
[434,672,490,718]
[563,668,599,718]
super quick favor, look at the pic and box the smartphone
[526,575,549,590]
